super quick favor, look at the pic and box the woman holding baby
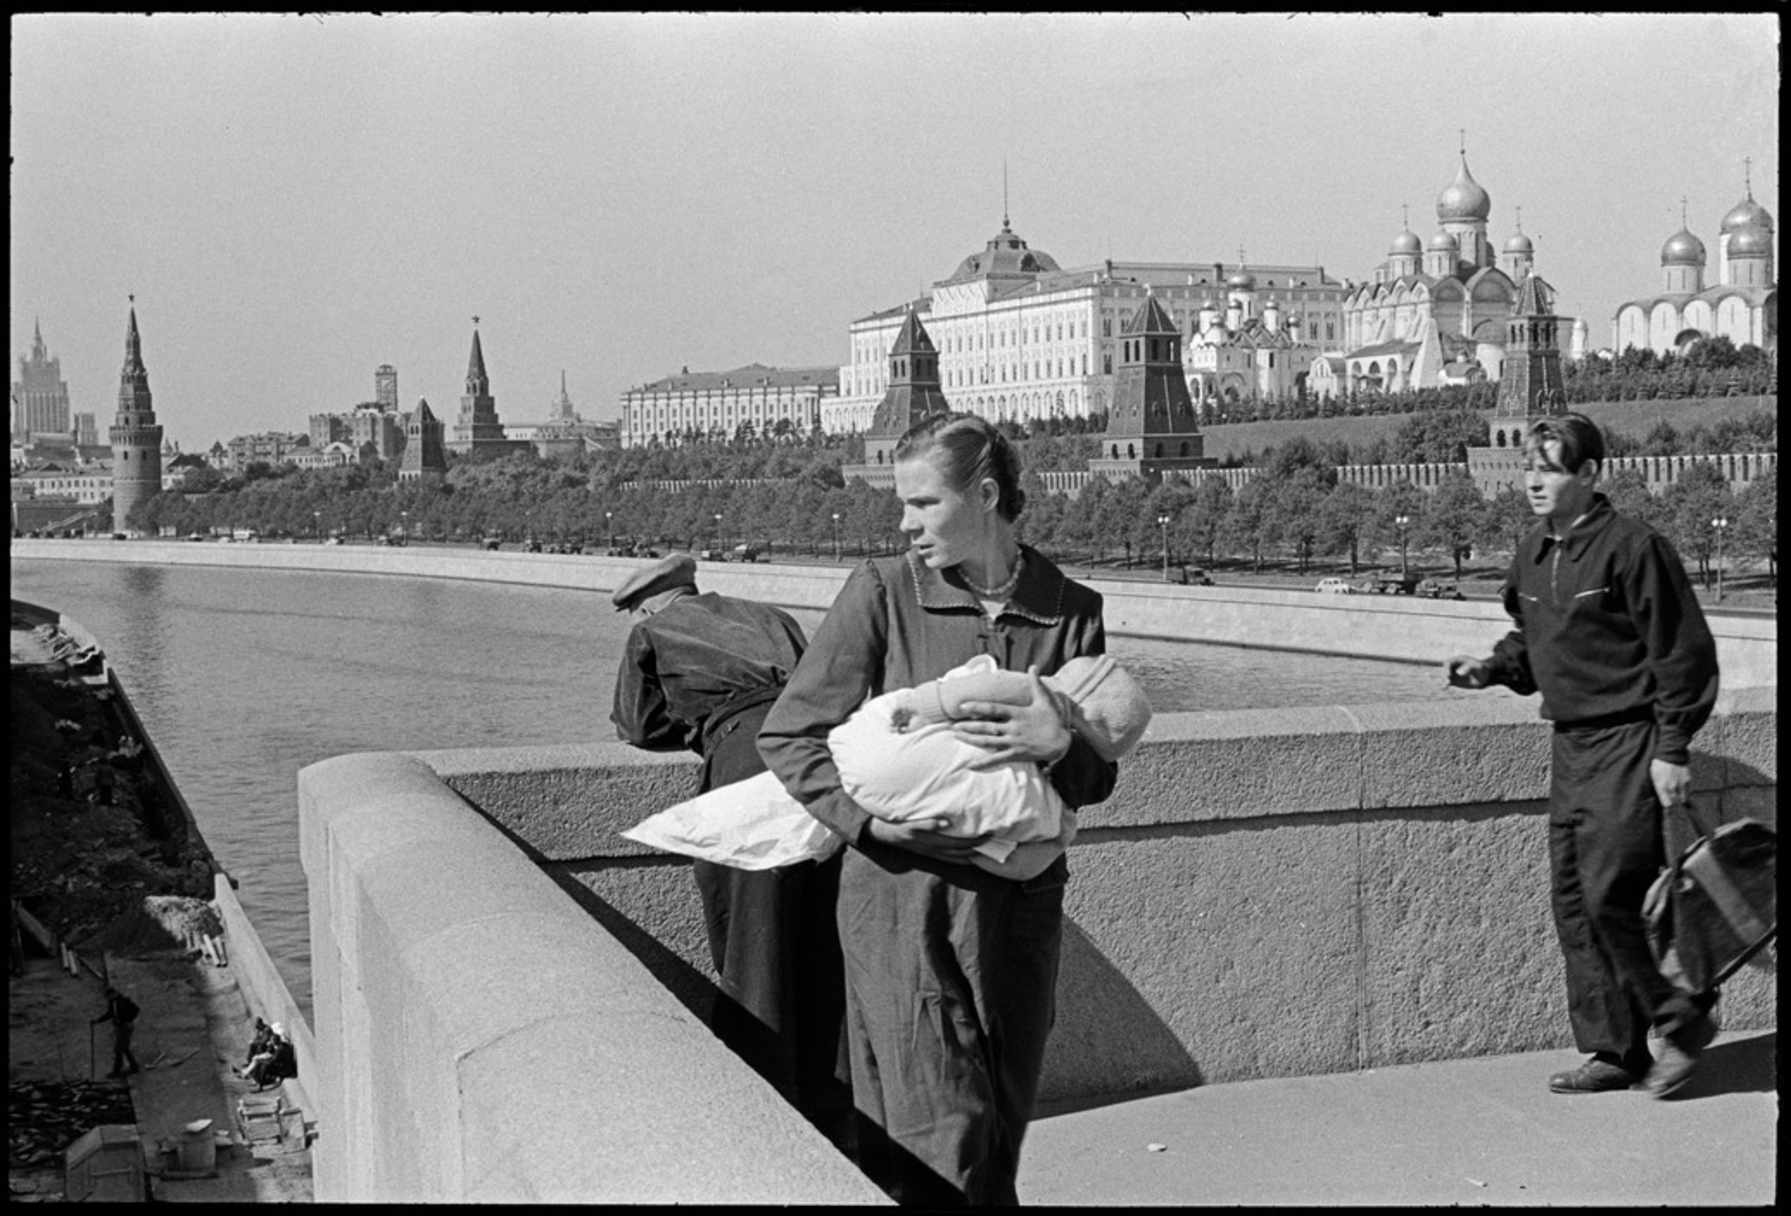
[758,412,1118,1205]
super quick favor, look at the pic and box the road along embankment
[13,538,1777,687]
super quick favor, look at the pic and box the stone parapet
[297,751,885,1205]
[299,686,1774,1200]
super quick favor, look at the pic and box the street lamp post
[1713,515,1729,601]
[605,511,614,553]
[714,513,724,555]
[401,510,409,545]
[1157,513,1171,582]
[313,510,320,542]
[1395,513,1410,582]
[831,512,841,563]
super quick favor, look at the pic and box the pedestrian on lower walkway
[92,985,141,1077]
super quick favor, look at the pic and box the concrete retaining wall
[301,687,1774,1201]
[211,873,315,1121]
[297,751,886,1205]
[11,539,1776,685]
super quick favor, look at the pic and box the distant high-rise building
[375,363,399,411]
[73,411,98,447]
[109,303,164,534]
[12,319,72,439]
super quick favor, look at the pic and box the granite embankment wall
[9,538,1777,685]
[298,683,1776,1203]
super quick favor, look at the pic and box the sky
[10,11,1780,453]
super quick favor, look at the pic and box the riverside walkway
[1022,1028,1776,1206]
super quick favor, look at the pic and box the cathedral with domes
[1319,148,1577,400]
[1611,164,1776,356]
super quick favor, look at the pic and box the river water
[10,558,1499,1021]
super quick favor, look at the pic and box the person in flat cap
[609,552,699,613]
[609,551,849,1146]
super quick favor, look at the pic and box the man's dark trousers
[1548,718,1712,1062]
[692,700,849,1144]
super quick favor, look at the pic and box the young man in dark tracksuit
[610,553,850,1145]
[1448,413,1720,1099]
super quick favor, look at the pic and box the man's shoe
[1647,1038,1702,1098]
[1548,1057,1640,1094]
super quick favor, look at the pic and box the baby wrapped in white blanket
[621,653,1151,880]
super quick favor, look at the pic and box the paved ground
[8,949,311,1202]
[1021,1028,1777,1206]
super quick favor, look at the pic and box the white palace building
[828,214,1349,434]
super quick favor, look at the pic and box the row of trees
[129,431,1776,588]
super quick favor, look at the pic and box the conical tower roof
[467,328,488,383]
[1121,291,1178,337]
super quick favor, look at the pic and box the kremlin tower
[109,301,164,535]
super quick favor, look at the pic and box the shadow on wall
[1035,919,1205,1117]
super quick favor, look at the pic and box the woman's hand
[949,665,1074,770]
[864,816,994,862]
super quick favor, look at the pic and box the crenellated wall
[300,685,1775,1202]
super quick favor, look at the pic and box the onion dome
[944,218,1061,282]
[1660,227,1706,266]
[1226,269,1256,290]
[1503,228,1534,254]
[1729,221,1771,257]
[1436,154,1491,223]
[1721,195,1772,235]
[1426,230,1459,253]
[1389,227,1422,256]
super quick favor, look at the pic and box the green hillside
[1199,394,1776,464]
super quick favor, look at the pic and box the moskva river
[11,559,1498,1020]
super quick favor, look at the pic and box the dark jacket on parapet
[1486,494,1719,764]
[611,592,809,785]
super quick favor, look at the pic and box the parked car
[1180,567,1213,586]
[482,536,502,551]
[1314,577,1358,595]
[698,548,728,562]
[1416,578,1466,601]
[731,543,761,563]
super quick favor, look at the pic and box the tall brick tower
[842,308,951,488]
[449,319,509,455]
[1467,271,1565,496]
[1088,287,1208,485]
[109,301,164,534]
[398,397,447,484]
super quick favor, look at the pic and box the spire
[465,317,488,391]
[1402,203,1410,230]
[1002,157,1009,229]
[32,317,45,359]
[122,299,145,378]
[1681,196,1688,228]
[1459,127,1466,158]
[1514,205,1523,232]
[1744,155,1753,199]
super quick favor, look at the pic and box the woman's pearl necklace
[964,552,1023,600]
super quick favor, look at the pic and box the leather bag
[1643,805,1777,994]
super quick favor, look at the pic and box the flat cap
[611,552,697,611]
